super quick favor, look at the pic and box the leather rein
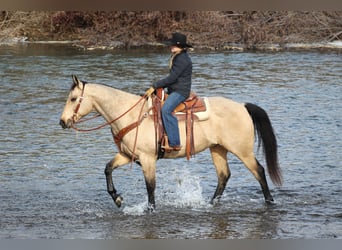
[71,83,151,159]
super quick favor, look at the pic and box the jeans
[161,92,186,146]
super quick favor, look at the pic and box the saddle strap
[113,112,148,153]
[152,97,164,156]
[185,102,197,160]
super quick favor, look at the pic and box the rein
[71,84,148,132]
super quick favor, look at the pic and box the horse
[59,75,282,211]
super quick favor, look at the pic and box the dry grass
[1,11,341,49]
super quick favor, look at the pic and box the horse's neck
[88,84,143,129]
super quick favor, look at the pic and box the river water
[0,44,341,239]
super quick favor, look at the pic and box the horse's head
[59,75,93,129]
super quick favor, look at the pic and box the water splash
[123,202,148,216]
[160,167,208,209]
[121,167,209,215]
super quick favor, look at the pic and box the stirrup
[161,145,182,152]
[161,135,181,152]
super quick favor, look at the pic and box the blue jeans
[162,92,186,146]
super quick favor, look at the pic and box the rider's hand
[144,87,155,97]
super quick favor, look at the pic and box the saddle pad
[176,97,210,121]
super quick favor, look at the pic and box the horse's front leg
[104,152,131,208]
[139,154,157,212]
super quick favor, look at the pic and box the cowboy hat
[163,32,193,48]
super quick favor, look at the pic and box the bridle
[72,82,86,124]
[71,82,148,132]
[70,82,152,162]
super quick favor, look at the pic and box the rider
[152,32,193,152]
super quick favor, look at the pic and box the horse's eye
[70,97,77,102]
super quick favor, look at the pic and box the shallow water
[0,44,341,238]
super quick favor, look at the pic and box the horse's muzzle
[59,119,71,129]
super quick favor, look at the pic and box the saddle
[151,88,208,160]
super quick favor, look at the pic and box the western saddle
[151,88,207,160]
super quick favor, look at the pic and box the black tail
[245,103,282,186]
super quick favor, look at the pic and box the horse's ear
[71,75,80,89]
[72,75,78,84]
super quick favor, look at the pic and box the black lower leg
[256,159,274,203]
[145,179,156,211]
[105,162,122,207]
[211,173,230,204]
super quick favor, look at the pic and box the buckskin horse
[59,75,282,211]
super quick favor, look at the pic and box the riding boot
[161,135,181,152]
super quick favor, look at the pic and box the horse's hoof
[210,195,221,206]
[114,195,123,208]
[146,203,155,213]
[265,198,275,205]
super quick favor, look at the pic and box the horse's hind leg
[104,152,131,208]
[210,145,230,204]
[256,160,274,203]
[240,154,274,203]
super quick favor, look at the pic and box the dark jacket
[153,51,192,98]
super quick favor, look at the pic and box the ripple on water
[0,46,341,238]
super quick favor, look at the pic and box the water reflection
[103,203,282,239]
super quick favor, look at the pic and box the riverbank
[1,11,341,52]
[1,38,341,52]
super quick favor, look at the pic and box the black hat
[163,32,193,48]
